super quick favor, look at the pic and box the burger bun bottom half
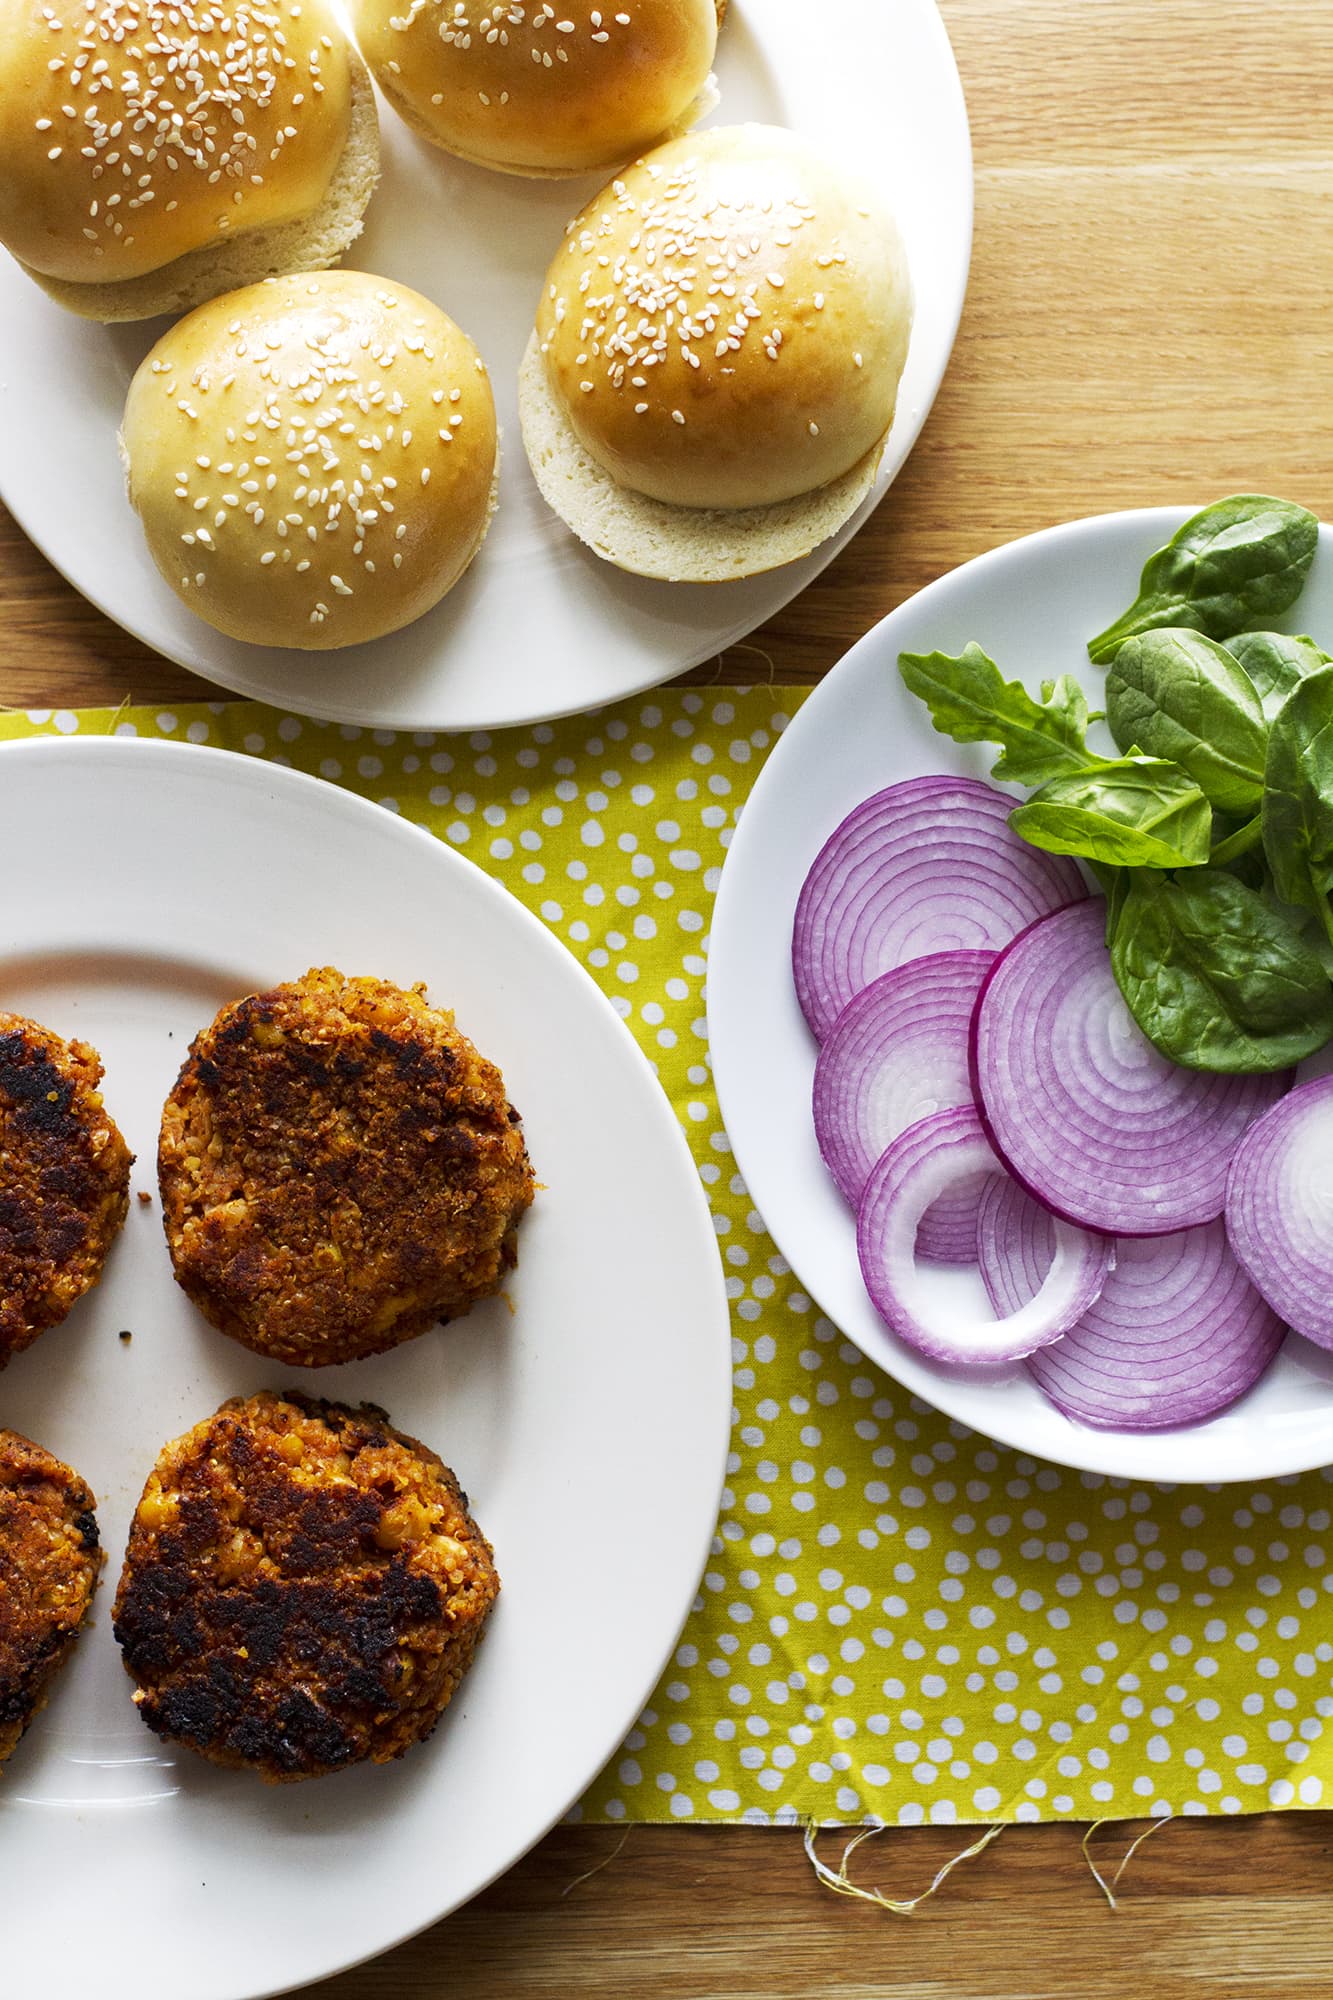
[517,331,886,585]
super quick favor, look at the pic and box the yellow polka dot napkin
[8,691,1331,1829]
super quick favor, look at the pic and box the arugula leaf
[1262,666,1333,930]
[1105,628,1267,813]
[1087,496,1319,664]
[1109,870,1333,1072]
[1226,631,1332,722]
[897,644,1095,785]
[1009,759,1212,869]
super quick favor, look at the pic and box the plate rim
[0,0,973,732]
[0,731,734,1997]
[708,501,1333,1485]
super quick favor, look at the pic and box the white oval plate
[708,506,1333,1484]
[0,0,971,733]
[0,737,731,2000]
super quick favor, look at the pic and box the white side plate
[708,507,1333,1483]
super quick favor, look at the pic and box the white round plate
[708,506,1333,1485]
[0,738,731,2000]
[0,0,971,733]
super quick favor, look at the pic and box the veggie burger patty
[0,1012,132,1366]
[0,1428,103,1767]
[158,967,535,1366]
[114,1391,501,1781]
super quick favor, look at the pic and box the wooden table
[3,1,1332,1991]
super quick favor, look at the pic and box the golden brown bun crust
[0,1429,103,1768]
[518,326,886,582]
[20,53,380,322]
[122,270,498,649]
[0,0,355,286]
[157,968,535,1365]
[351,0,717,175]
[0,1013,133,1366]
[113,1391,499,1780]
[534,124,913,511]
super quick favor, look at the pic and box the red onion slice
[813,950,995,1260]
[1225,1075,1333,1349]
[971,900,1291,1236]
[977,1176,1285,1430]
[856,1107,1112,1365]
[908,1176,996,1265]
[792,776,1087,1041]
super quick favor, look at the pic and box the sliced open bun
[379,73,720,184]
[518,330,886,585]
[23,57,380,325]
[351,0,719,180]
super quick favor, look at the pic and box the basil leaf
[1262,665,1333,910]
[1105,628,1267,813]
[1010,759,1212,869]
[1088,495,1319,664]
[1109,870,1333,1073]
[898,644,1095,786]
[1226,631,1332,722]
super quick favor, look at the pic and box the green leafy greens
[897,644,1095,785]
[1105,629,1266,813]
[1261,665,1333,944]
[1226,631,1331,723]
[1011,760,1212,870]
[895,493,1333,1075]
[1087,494,1319,664]
[1109,871,1333,1072]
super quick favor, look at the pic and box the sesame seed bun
[0,0,381,323]
[349,0,720,179]
[517,124,913,582]
[120,270,499,649]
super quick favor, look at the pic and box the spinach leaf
[1109,870,1333,1072]
[1262,665,1333,924]
[1105,628,1267,814]
[1010,759,1212,869]
[1209,814,1263,869]
[897,644,1095,786]
[1086,860,1131,943]
[1087,496,1319,664]
[1226,631,1332,722]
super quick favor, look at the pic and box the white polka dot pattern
[8,691,1332,1830]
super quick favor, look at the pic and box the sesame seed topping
[147,280,487,625]
[32,0,343,260]
[538,142,864,427]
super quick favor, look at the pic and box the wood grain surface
[3,2,1333,1993]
